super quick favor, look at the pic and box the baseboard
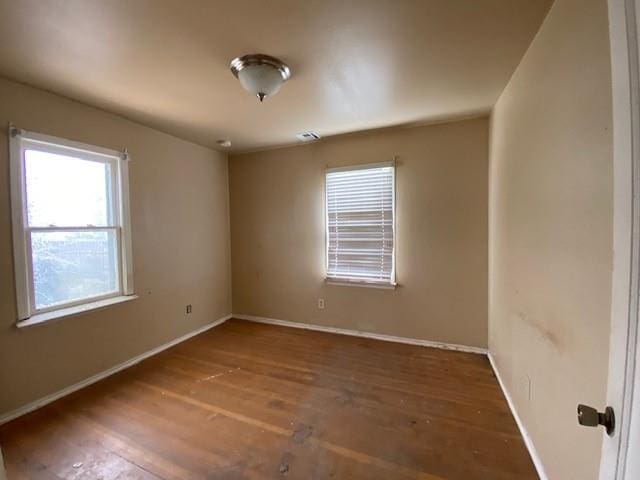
[488,353,547,480]
[232,313,488,354]
[0,314,232,425]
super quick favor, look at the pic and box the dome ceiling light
[230,54,291,102]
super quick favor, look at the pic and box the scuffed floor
[0,319,537,479]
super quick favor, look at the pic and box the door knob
[577,404,615,436]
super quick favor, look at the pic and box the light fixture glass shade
[237,64,285,100]
[230,54,291,102]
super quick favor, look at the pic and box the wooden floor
[0,319,537,479]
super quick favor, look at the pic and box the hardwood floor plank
[164,347,517,435]
[0,319,537,479]
[2,409,161,480]
[135,360,525,478]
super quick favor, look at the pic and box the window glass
[25,149,113,227]
[31,230,119,309]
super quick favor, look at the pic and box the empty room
[1,0,639,479]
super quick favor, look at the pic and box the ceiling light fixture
[216,139,232,148]
[230,54,291,102]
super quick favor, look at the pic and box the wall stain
[516,311,564,351]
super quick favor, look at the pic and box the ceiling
[0,0,553,153]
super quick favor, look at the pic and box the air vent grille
[295,131,321,142]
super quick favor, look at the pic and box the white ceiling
[0,0,553,152]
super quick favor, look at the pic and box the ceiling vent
[296,131,321,142]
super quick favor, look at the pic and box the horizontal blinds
[326,165,394,284]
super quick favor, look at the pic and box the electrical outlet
[186,304,192,314]
[318,299,325,309]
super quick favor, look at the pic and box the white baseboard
[0,314,232,425]
[232,313,488,354]
[488,353,547,480]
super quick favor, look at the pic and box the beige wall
[0,77,232,416]
[230,117,488,348]
[489,0,613,478]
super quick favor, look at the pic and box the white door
[600,1,640,478]
[0,447,6,480]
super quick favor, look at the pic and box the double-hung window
[325,162,396,287]
[9,126,134,325]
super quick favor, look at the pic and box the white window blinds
[326,163,395,285]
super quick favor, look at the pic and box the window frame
[324,160,397,288]
[9,126,135,323]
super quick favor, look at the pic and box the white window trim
[9,125,135,325]
[325,279,397,290]
[324,160,397,287]
[16,295,138,329]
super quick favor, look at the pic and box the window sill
[16,295,138,329]
[325,279,397,290]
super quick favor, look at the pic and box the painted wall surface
[489,0,613,478]
[0,77,232,416]
[230,117,488,348]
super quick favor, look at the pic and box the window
[9,126,134,324]
[325,162,396,287]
